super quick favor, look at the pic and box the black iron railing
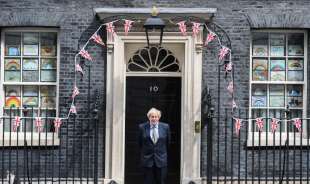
[205,107,310,184]
[0,109,100,184]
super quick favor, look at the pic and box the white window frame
[0,28,60,146]
[248,29,308,147]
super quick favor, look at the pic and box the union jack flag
[124,19,134,36]
[234,118,242,136]
[271,118,279,133]
[72,86,80,99]
[191,22,201,37]
[256,118,264,132]
[13,116,21,132]
[176,21,187,36]
[225,62,232,72]
[204,31,216,46]
[35,117,43,133]
[227,81,234,94]
[293,118,302,132]
[53,118,62,133]
[69,105,77,114]
[219,46,230,61]
[75,64,84,76]
[91,33,105,46]
[106,22,115,36]
[79,49,93,61]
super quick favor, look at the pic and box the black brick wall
[0,0,309,180]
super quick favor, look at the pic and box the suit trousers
[143,166,167,184]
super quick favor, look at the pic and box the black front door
[125,76,181,184]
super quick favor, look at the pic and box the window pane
[270,34,285,57]
[269,85,285,107]
[5,71,20,82]
[40,86,56,96]
[41,33,57,56]
[22,71,39,82]
[5,58,20,70]
[40,86,56,108]
[41,58,56,69]
[252,59,268,81]
[40,70,56,82]
[5,86,21,108]
[252,84,267,107]
[287,85,303,108]
[252,32,268,56]
[23,86,39,107]
[270,59,285,81]
[288,33,304,56]
[23,58,38,70]
[23,33,39,56]
[287,58,303,81]
[22,58,39,82]
[5,32,21,56]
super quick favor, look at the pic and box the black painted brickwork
[0,0,310,180]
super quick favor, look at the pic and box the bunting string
[1,17,304,135]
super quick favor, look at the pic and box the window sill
[0,132,60,146]
[246,132,309,147]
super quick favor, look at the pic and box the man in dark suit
[138,107,171,184]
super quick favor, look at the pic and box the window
[0,28,59,146]
[249,30,307,146]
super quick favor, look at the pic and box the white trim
[94,7,216,20]
[249,30,308,146]
[0,28,60,146]
[104,32,203,184]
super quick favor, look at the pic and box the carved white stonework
[104,32,203,184]
[97,8,213,184]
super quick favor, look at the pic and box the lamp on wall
[143,6,165,47]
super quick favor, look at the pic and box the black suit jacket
[138,122,171,168]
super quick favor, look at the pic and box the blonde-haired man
[138,107,171,184]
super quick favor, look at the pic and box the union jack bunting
[124,19,134,36]
[204,31,216,46]
[106,22,115,36]
[256,118,264,132]
[219,46,230,61]
[191,22,201,37]
[293,118,302,132]
[225,62,232,72]
[176,21,187,36]
[91,33,105,46]
[53,118,62,133]
[75,64,85,76]
[72,86,80,99]
[233,118,242,136]
[79,49,93,61]
[227,81,234,94]
[13,116,21,132]
[271,118,279,133]
[69,105,77,114]
[35,117,43,133]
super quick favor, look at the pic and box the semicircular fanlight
[127,46,181,72]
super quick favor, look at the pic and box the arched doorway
[124,46,181,184]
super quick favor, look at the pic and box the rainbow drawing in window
[5,96,21,108]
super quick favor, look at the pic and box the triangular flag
[91,33,105,46]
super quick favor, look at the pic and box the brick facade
[0,0,309,181]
